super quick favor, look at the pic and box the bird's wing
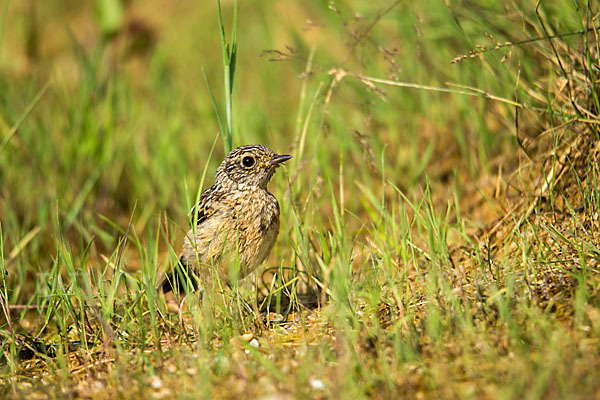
[161,186,222,294]
[188,185,219,226]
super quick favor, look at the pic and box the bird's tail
[159,256,199,294]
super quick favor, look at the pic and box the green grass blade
[0,81,50,154]
[202,69,227,154]
[216,0,237,152]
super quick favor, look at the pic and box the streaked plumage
[160,144,291,294]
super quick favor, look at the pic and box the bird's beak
[269,154,292,167]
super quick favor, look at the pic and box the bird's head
[216,144,291,190]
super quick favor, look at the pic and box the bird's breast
[231,189,279,232]
[227,188,280,271]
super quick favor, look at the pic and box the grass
[1,0,599,398]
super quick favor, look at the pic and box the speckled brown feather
[160,144,291,294]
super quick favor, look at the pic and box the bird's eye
[242,156,255,168]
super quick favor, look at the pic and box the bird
[160,144,291,295]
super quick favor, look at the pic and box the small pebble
[150,376,162,389]
[240,333,254,341]
[309,379,325,390]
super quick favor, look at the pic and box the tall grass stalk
[217,0,237,152]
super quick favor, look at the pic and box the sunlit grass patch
[1,0,599,398]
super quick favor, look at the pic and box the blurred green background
[2,0,566,238]
[2,1,600,398]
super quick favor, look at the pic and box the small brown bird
[160,144,291,294]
